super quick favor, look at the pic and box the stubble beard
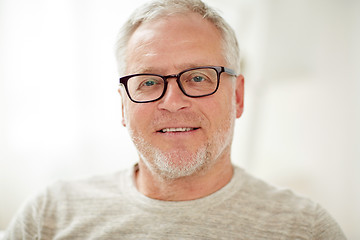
[138,140,210,180]
[126,99,236,180]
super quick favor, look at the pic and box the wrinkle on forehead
[128,62,214,75]
[125,13,225,75]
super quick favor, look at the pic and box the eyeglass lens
[126,67,218,102]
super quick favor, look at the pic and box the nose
[157,79,191,112]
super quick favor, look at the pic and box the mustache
[151,111,205,127]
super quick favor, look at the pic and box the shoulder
[47,168,130,198]
[3,167,134,239]
[229,166,347,239]
[233,166,317,211]
[22,167,131,209]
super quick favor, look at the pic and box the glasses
[119,66,237,103]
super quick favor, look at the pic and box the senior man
[4,0,346,239]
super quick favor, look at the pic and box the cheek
[201,96,232,127]
[208,91,236,128]
[212,85,235,112]
[124,103,151,131]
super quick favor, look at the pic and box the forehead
[125,13,225,74]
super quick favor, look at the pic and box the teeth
[161,127,194,133]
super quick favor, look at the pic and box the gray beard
[125,91,236,180]
[139,143,212,180]
[129,118,234,180]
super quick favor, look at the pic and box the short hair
[115,0,240,76]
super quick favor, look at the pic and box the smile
[159,127,198,133]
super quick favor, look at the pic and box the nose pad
[157,79,191,112]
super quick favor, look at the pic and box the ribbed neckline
[119,164,245,212]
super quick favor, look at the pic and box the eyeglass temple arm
[223,67,238,77]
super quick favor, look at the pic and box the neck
[135,155,234,201]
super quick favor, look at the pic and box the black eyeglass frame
[119,66,237,103]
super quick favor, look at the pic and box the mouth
[158,127,199,133]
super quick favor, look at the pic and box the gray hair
[115,0,240,76]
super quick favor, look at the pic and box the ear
[118,88,127,127]
[235,74,244,118]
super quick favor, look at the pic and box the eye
[138,78,161,88]
[135,76,163,91]
[192,76,205,83]
[143,80,157,86]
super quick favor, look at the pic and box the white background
[0,0,359,239]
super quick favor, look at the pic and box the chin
[141,146,213,180]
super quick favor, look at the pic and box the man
[4,0,346,239]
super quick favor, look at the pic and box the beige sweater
[4,166,346,239]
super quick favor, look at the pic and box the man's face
[120,13,244,179]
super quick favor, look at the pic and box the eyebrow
[132,63,213,75]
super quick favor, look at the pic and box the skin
[119,12,244,201]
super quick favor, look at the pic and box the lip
[159,127,198,133]
[155,126,200,135]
